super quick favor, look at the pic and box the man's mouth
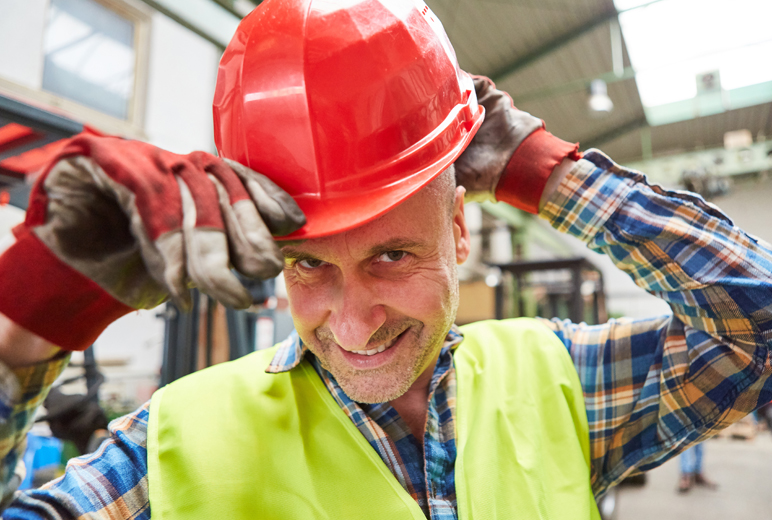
[349,330,405,356]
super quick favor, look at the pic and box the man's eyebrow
[365,238,424,257]
[281,238,425,260]
[278,239,309,260]
[280,247,315,260]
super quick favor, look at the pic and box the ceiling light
[588,79,614,116]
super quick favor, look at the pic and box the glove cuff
[494,127,581,214]
[0,226,133,351]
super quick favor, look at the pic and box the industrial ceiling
[426,0,772,166]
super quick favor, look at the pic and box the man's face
[281,177,470,403]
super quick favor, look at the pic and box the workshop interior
[1,0,771,517]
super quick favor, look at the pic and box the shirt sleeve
[3,401,151,519]
[537,150,772,496]
[0,355,70,509]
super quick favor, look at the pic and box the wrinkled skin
[282,181,470,404]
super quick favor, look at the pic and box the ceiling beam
[138,0,241,49]
[489,9,619,83]
[211,0,261,17]
[489,0,668,83]
[581,116,648,150]
[511,66,636,105]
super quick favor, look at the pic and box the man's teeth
[351,335,398,356]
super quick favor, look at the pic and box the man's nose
[327,274,386,351]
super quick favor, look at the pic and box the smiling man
[281,174,465,413]
[1,0,772,518]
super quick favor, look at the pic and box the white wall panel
[144,12,220,154]
[0,0,48,88]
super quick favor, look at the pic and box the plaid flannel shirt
[3,150,772,519]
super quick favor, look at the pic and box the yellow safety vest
[148,318,600,519]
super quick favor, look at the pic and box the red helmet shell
[213,0,484,239]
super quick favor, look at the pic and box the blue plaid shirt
[3,151,772,519]
[307,332,461,519]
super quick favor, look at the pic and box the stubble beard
[306,245,461,404]
[310,319,449,404]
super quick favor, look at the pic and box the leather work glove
[0,134,304,351]
[454,75,581,214]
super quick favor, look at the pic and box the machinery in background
[159,276,278,385]
[40,347,109,455]
[0,93,97,211]
[17,347,110,490]
[490,257,607,325]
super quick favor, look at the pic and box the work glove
[454,75,581,213]
[0,134,304,351]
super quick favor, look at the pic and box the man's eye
[298,258,326,269]
[379,251,407,263]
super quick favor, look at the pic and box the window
[614,0,772,125]
[0,0,149,137]
[43,0,137,120]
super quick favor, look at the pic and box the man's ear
[452,186,471,264]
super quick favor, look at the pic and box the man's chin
[335,372,414,404]
[309,323,445,404]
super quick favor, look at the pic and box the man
[678,443,717,493]
[0,0,771,517]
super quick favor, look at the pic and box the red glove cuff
[0,226,133,351]
[494,127,581,214]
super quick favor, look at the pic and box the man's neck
[388,356,438,442]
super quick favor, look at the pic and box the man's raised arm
[455,76,772,495]
[0,134,305,503]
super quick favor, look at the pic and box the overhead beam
[511,66,636,105]
[489,9,619,83]
[581,116,648,150]
[211,0,261,17]
[138,0,241,49]
[489,0,667,83]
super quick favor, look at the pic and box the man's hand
[454,76,579,213]
[454,76,542,202]
[0,134,305,354]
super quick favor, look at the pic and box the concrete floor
[617,434,772,520]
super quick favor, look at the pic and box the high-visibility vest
[148,318,600,519]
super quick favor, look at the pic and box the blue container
[19,434,63,490]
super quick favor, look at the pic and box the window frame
[0,0,152,139]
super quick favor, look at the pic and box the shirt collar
[265,325,464,374]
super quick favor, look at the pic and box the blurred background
[0,0,770,516]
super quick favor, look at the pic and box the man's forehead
[280,233,429,260]
[281,196,445,258]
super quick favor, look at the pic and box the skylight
[614,0,772,125]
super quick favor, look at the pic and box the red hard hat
[213,0,484,240]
